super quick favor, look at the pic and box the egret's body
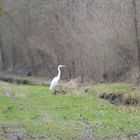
[49,65,65,91]
[49,76,60,90]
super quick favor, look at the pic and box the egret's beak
[62,65,66,67]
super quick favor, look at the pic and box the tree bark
[132,0,140,73]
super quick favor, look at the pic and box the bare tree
[132,0,140,75]
[0,0,139,82]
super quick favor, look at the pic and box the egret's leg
[54,90,57,95]
[52,88,57,95]
[54,86,58,95]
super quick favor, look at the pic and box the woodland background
[0,0,140,83]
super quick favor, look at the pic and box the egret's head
[58,65,66,69]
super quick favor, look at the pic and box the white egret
[49,65,66,91]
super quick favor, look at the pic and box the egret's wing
[49,77,59,90]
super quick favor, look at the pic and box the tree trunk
[132,0,140,74]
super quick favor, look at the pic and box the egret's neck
[57,67,61,78]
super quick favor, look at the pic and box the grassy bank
[0,82,139,139]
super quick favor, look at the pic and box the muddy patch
[103,132,140,140]
[4,91,14,98]
[3,91,27,99]
[81,120,140,140]
[100,92,139,106]
[81,122,98,140]
[0,125,47,140]
[0,125,25,140]
[41,114,53,124]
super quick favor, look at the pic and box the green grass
[0,82,140,139]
